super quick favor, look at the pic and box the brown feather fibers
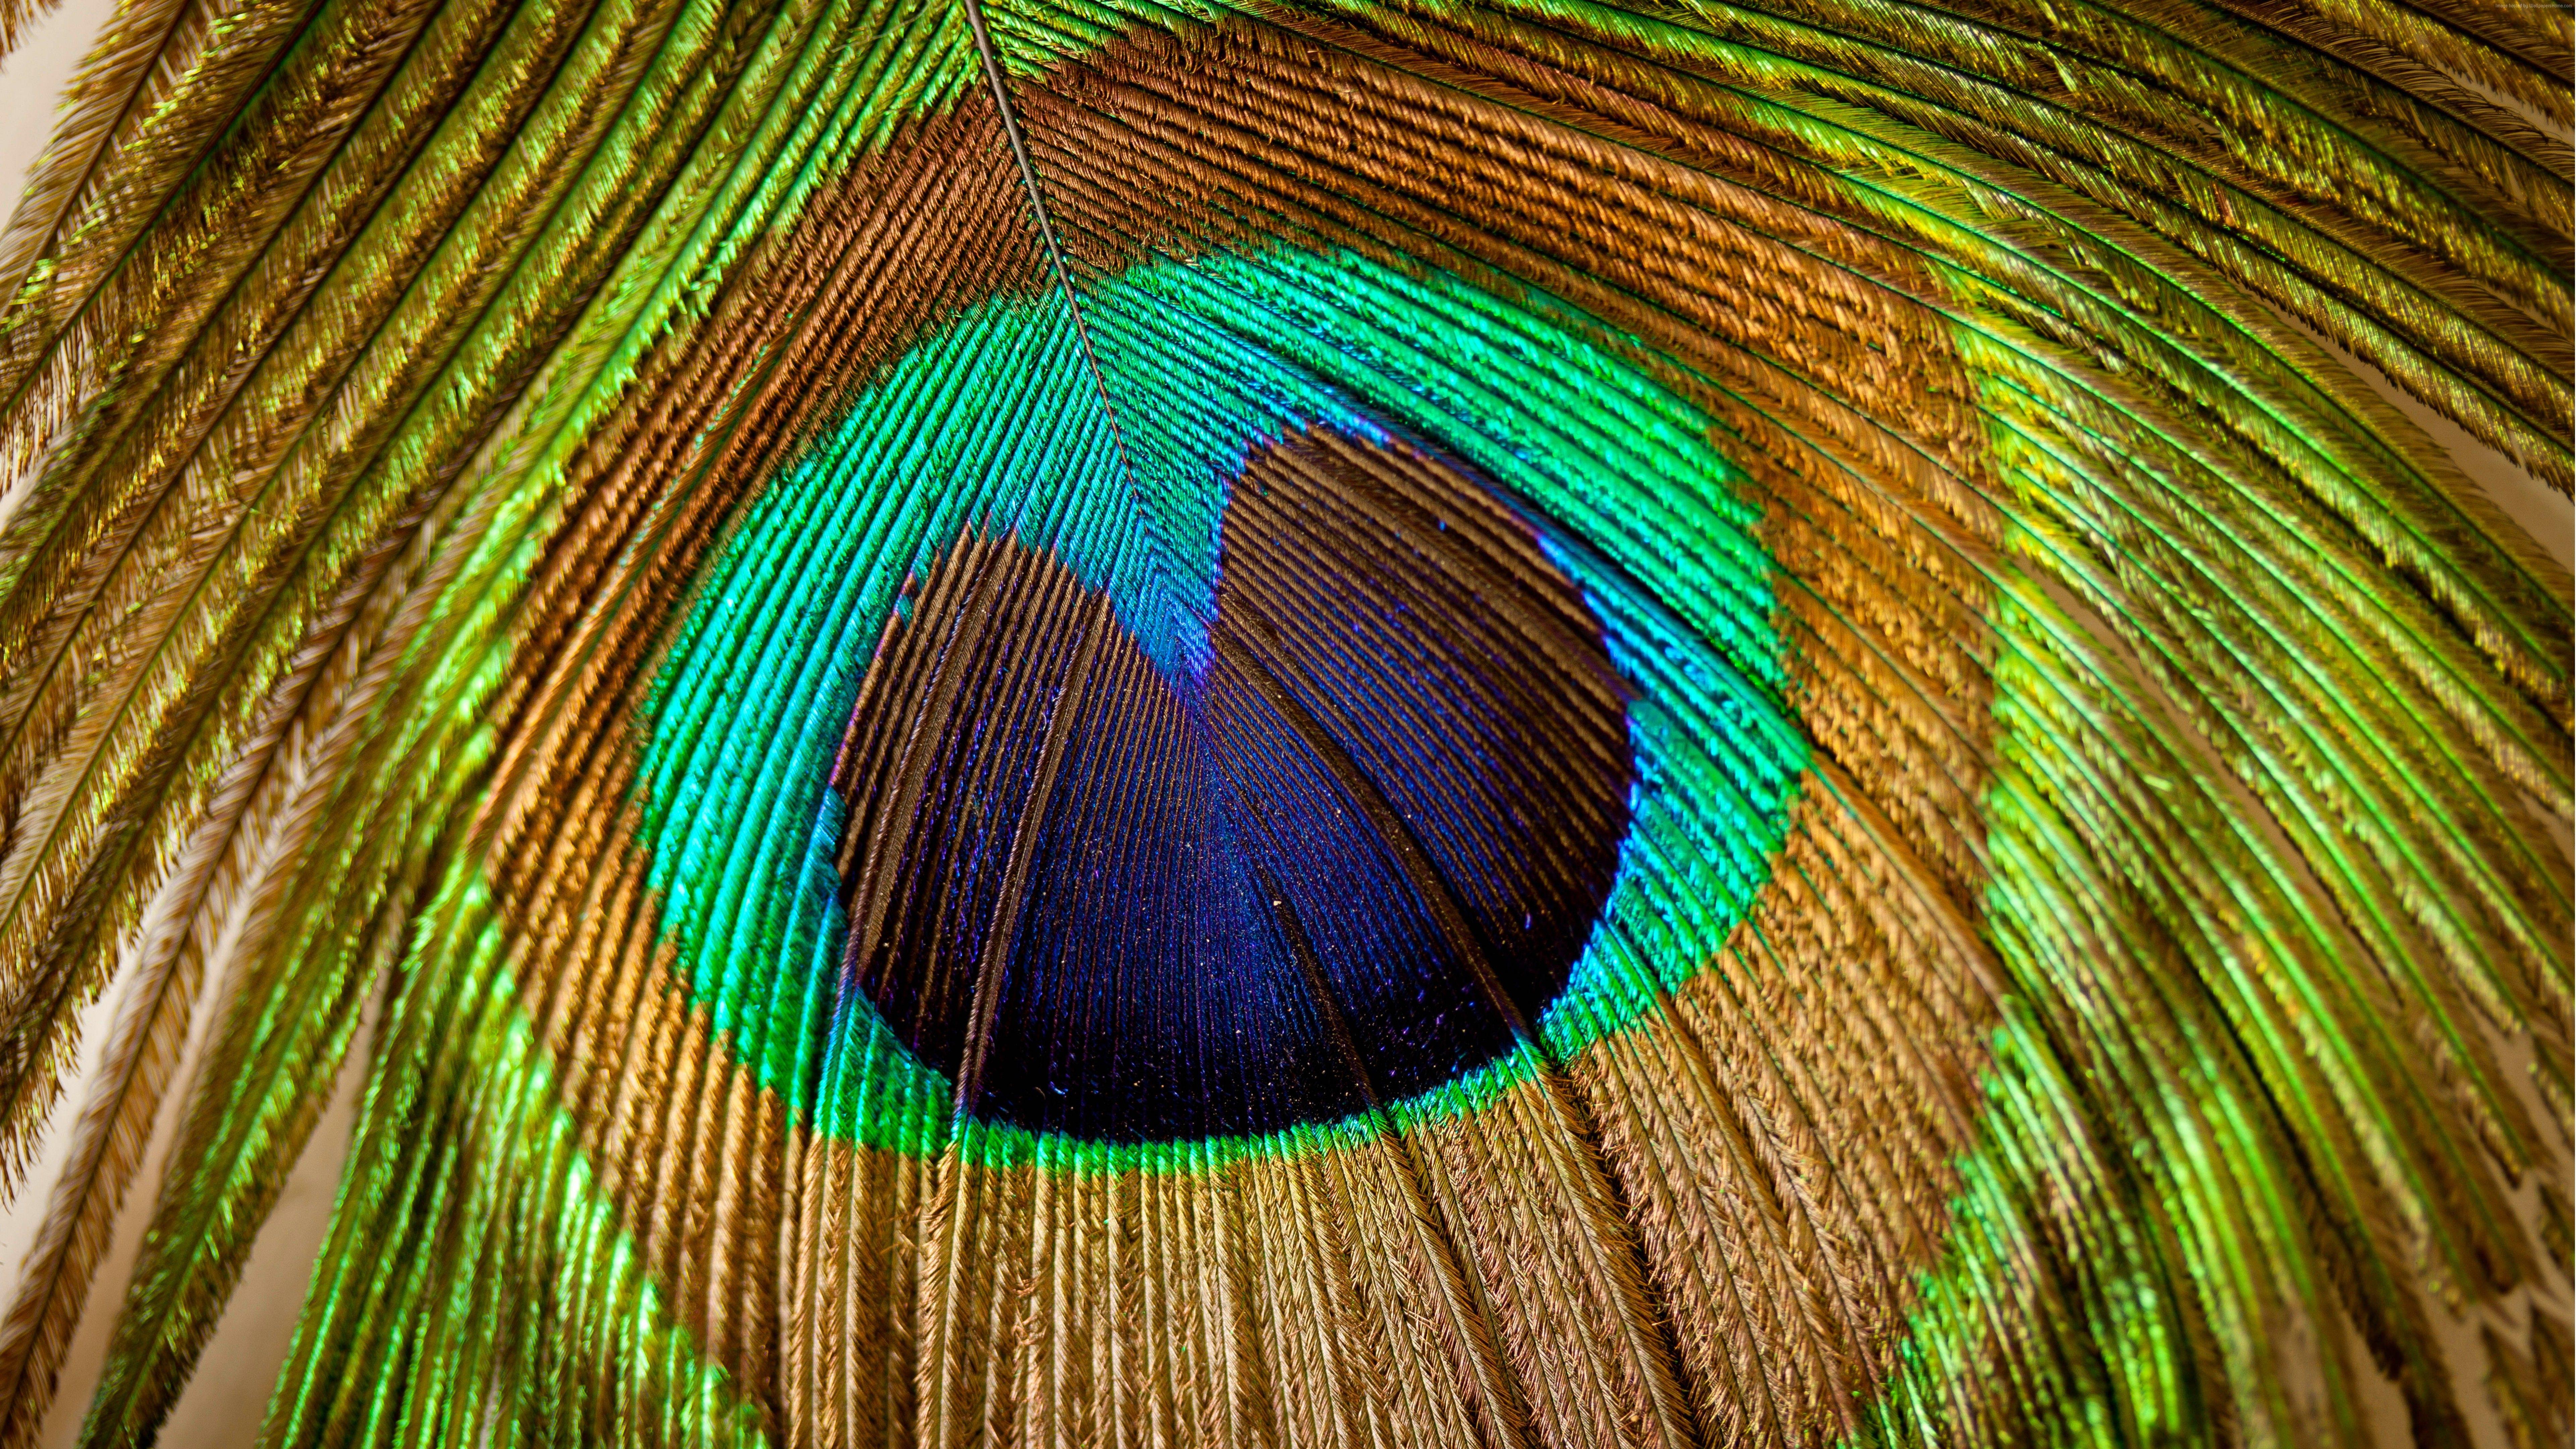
[362,14,2032,1445]
[155,5,2564,1445]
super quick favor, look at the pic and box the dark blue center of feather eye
[828,427,1633,1141]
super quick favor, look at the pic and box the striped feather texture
[0,0,2564,1439]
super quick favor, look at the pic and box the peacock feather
[0,0,2562,1434]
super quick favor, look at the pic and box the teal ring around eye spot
[634,242,1805,1165]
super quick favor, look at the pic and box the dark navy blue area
[831,429,1633,1141]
